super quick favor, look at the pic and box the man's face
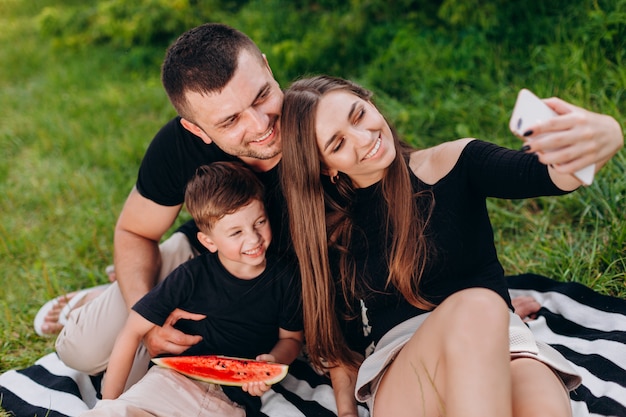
[182,50,283,170]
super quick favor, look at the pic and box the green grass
[0,0,177,372]
[1,1,625,410]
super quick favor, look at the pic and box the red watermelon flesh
[151,355,289,386]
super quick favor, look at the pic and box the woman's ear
[197,231,218,253]
[320,166,338,178]
[321,168,340,184]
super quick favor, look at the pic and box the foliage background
[1,0,624,391]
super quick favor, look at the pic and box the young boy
[81,162,303,417]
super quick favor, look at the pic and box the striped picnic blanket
[1,274,625,417]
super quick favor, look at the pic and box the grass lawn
[1,0,624,404]
[0,0,179,372]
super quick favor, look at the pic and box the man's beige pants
[55,232,198,391]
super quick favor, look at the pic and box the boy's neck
[216,252,267,280]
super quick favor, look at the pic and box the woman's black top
[330,140,569,352]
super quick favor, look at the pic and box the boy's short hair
[184,161,265,233]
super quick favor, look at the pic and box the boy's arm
[243,328,304,397]
[330,365,359,417]
[266,328,304,365]
[101,310,156,399]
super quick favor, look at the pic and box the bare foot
[512,295,541,322]
[37,287,106,335]
[105,265,116,282]
[38,292,78,335]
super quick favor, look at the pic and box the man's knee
[55,283,128,374]
[56,322,108,374]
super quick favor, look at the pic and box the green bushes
[35,0,625,132]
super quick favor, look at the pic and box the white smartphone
[509,88,595,185]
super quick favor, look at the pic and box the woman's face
[315,89,396,188]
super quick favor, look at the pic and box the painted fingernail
[520,145,531,152]
[523,130,533,137]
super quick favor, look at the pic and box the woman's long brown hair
[280,76,433,371]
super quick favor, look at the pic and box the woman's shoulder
[409,138,475,185]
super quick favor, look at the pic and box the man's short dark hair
[161,23,264,120]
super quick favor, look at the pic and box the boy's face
[199,199,272,279]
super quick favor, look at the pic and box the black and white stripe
[2,274,624,417]
[508,274,626,417]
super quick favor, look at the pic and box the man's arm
[114,186,203,356]
[101,311,155,399]
[114,186,181,309]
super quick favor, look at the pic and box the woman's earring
[330,173,339,184]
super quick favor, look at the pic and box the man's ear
[181,118,212,144]
[261,53,273,76]
[197,231,218,253]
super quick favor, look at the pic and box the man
[52,23,289,388]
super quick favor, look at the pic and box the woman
[279,75,623,417]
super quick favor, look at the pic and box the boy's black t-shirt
[133,250,302,360]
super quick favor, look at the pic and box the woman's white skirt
[355,311,582,409]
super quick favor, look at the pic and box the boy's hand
[255,353,277,363]
[242,381,272,396]
[241,353,278,396]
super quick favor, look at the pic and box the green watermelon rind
[151,355,289,386]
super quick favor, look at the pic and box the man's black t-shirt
[136,117,289,254]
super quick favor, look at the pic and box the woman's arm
[101,311,156,399]
[330,364,360,417]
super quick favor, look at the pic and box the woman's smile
[362,135,382,161]
[315,90,396,187]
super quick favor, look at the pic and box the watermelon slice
[151,355,289,386]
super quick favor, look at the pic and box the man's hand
[143,308,205,357]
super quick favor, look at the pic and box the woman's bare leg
[511,358,572,417]
[373,288,512,417]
